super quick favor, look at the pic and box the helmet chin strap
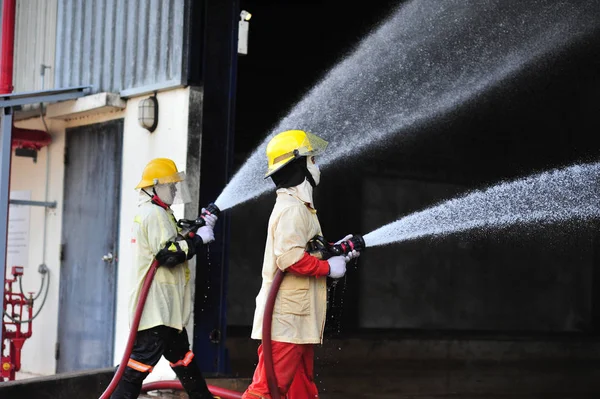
[143,188,170,210]
[305,169,317,188]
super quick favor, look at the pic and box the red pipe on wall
[0,0,16,94]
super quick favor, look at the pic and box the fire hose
[99,204,242,399]
[141,380,242,397]
[262,234,366,399]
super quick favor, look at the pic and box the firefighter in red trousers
[242,130,360,399]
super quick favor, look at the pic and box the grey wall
[227,172,596,333]
[55,0,189,96]
[13,0,58,92]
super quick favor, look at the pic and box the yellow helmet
[265,130,328,177]
[135,158,183,189]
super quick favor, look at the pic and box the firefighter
[242,130,360,399]
[111,158,218,399]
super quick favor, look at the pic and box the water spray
[214,0,600,211]
[362,162,600,248]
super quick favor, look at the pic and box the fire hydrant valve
[3,266,36,380]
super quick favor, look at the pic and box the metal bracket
[9,199,57,208]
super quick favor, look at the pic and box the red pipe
[262,269,285,399]
[0,0,16,94]
[141,380,243,399]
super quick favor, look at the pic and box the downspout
[0,0,16,94]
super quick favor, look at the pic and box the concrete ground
[15,370,45,380]
[190,334,600,399]
[139,359,600,399]
[10,334,600,399]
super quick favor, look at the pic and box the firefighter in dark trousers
[111,158,219,399]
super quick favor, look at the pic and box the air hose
[140,380,242,398]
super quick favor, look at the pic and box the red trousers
[242,341,319,399]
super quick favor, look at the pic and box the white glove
[196,226,215,244]
[335,234,361,262]
[344,250,360,262]
[201,209,218,229]
[335,234,353,244]
[327,256,346,279]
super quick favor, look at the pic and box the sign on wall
[7,191,31,271]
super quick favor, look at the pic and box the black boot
[110,368,146,399]
[172,363,215,399]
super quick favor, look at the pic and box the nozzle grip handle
[176,202,220,238]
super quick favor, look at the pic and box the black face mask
[270,157,316,189]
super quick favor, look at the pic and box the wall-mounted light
[240,10,252,21]
[238,10,252,55]
[138,94,159,132]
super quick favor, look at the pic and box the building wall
[114,87,192,380]
[13,0,58,92]
[10,116,66,376]
[55,0,189,96]
[9,87,193,378]
[10,0,192,95]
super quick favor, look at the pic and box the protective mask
[154,183,176,205]
[153,180,191,206]
[306,157,320,186]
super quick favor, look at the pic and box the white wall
[115,88,191,381]
[9,116,65,376]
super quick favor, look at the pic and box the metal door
[57,119,123,372]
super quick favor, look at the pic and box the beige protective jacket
[129,195,192,331]
[251,183,328,344]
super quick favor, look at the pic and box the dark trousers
[110,326,213,399]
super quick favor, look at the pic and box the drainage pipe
[0,0,15,94]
